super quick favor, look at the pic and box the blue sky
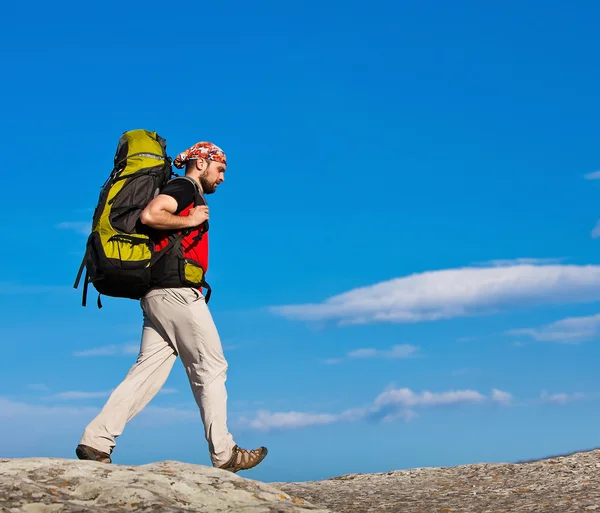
[2,0,600,483]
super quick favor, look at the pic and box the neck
[185,172,203,192]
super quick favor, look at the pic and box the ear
[196,158,209,173]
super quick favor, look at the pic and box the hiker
[75,141,268,473]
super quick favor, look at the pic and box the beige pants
[79,287,236,467]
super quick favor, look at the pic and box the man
[75,141,268,473]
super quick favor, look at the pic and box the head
[185,157,226,194]
[172,141,227,194]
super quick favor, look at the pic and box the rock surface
[0,458,331,513]
[2,450,600,512]
[275,449,600,512]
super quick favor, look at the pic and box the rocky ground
[0,457,332,513]
[275,449,600,512]
[1,450,599,512]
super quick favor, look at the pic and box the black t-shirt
[160,178,197,214]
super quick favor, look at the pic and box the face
[198,159,226,194]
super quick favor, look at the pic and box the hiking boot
[75,444,112,463]
[218,445,268,473]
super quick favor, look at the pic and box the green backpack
[74,129,178,307]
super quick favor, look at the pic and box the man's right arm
[140,194,208,230]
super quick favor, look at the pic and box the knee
[213,361,229,382]
[192,360,228,387]
[212,352,228,375]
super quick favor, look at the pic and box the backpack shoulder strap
[168,175,206,207]
[167,175,209,237]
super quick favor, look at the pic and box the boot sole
[76,444,111,463]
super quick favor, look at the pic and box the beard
[200,176,218,194]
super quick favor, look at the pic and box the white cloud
[73,343,139,357]
[322,344,419,364]
[471,258,566,267]
[270,263,600,325]
[0,397,197,425]
[374,387,487,408]
[321,358,344,365]
[44,385,177,401]
[137,406,199,422]
[243,387,511,432]
[491,389,513,405]
[249,411,339,431]
[508,313,600,344]
[584,171,600,180]
[540,391,586,405]
[57,221,91,236]
[591,221,600,239]
[158,388,178,395]
[346,348,379,358]
[347,344,419,359]
[0,397,99,418]
[50,390,111,400]
[378,409,418,423]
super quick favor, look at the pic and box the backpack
[73,128,209,307]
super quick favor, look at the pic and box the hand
[186,205,209,227]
